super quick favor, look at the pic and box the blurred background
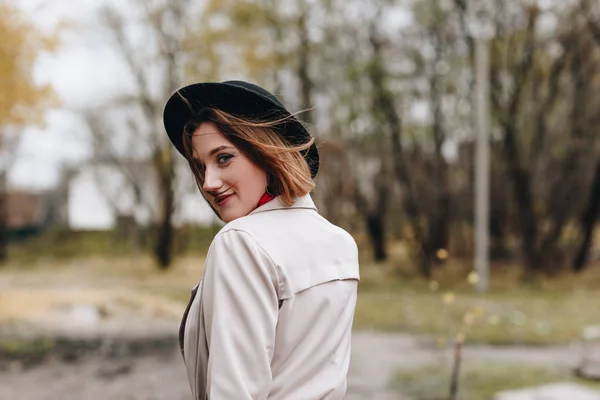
[2,0,600,399]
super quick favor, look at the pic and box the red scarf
[256,192,275,208]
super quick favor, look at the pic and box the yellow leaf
[443,292,455,305]
[436,248,449,260]
[467,271,480,285]
[0,2,58,128]
[473,307,485,318]
[463,312,475,325]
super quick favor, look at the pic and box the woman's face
[191,122,268,223]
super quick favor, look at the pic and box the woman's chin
[219,207,255,224]
[218,200,243,223]
[220,212,244,223]
[214,195,263,223]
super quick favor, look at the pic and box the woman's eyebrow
[208,145,235,157]
[194,145,235,163]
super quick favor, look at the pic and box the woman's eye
[216,154,233,164]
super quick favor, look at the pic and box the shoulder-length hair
[181,107,315,207]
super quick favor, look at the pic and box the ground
[0,331,590,400]
[2,255,600,399]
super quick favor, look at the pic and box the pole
[474,37,490,292]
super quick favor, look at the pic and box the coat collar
[248,194,317,216]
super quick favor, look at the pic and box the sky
[11,0,130,191]
[10,0,217,228]
[7,0,434,228]
[10,0,417,192]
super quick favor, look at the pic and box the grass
[353,288,600,345]
[0,256,199,360]
[393,361,600,400]
[7,226,219,265]
[0,337,55,365]
[0,255,203,325]
[353,242,600,345]
[2,239,600,346]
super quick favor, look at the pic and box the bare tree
[477,1,600,275]
[83,110,156,258]
[490,5,540,275]
[574,1,600,271]
[362,2,461,275]
[94,0,194,268]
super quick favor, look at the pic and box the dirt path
[346,332,581,400]
[0,331,581,400]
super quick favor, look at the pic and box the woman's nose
[202,166,223,192]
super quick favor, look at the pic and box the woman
[163,81,360,399]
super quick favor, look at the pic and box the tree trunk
[505,138,540,274]
[0,171,7,265]
[154,151,175,269]
[430,22,450,258]
[129,218,141,260]
[155,183,174,269]
[536,41,588,273]
[353,180,389,263]
[491,11,540,276]
[129,186,143,259]
[574,159,600,272]
[428,201,450,258]
[367,25,433,272]
[366,214,387,262]
[418,241,433,279]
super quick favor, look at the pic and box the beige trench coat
[179,194,360,399]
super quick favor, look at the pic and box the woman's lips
[216,193,234,206]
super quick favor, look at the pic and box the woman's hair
[181,107,315,207]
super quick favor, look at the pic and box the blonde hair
[182,107,315,207]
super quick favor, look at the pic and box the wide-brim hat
[163,80,319,178]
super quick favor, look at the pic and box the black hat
[163,80,319,178]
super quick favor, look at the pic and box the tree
[573,0,600,271]
[83,109,155,259]
[88,0,600,275]
[355,1,464,273]
[481,1,600,275]
[92,0,206,269]
[0,1,56,264]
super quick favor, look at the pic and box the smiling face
[190,121,268,223]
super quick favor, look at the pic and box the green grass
[7,226,220,265]
[353,289,600,345]
[353,253,600,345]
[393,361,600,400]
[4,238,600,346]
[0,337,54,365]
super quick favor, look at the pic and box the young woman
[163,81,360,399]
